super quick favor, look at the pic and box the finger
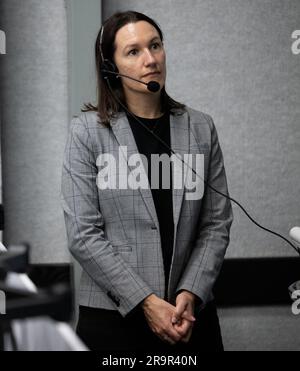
[167,326,184,343]
[183,329,193,343]
[172,303,186,324]
[171,316,182,325]
[174,319,192,337]
[181,310,196,322]
[181,326,193,343]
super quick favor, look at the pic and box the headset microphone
[147,81,161,93]
[101,67,161,93]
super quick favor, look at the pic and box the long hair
[82,11,185,127]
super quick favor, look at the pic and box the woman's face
[113,21,166,95]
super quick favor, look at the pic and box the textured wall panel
[66,0,101,118]
[0,0,69,263]
[220,306,300,351]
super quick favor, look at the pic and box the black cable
[105,78,300,256]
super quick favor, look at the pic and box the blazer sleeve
[175,114,234,305]
[60,115,153,317]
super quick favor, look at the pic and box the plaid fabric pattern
[60,106,233,317]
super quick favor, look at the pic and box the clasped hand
[142,290,197,345]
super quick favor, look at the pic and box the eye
[128,48,138,56]
[151,42,161,50]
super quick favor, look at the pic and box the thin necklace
[150,112,165,133]
[150,118,160,133]
[131,112,164,133]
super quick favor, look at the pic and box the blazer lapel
[170,109,190,229]
[110,108,190,231]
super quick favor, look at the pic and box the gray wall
[65,0,102,325]
[66,0,101,119]
[0,0,69,263]
[103,0,300,259]
[220,306,300,351]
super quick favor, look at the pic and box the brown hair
[82,10,185,127]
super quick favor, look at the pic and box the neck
[124,90,163,119]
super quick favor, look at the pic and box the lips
[143,72,160,78]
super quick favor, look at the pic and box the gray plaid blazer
[60,106,233,317]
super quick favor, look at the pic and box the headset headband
[99,25,105,61]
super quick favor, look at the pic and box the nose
[143,48,156,67]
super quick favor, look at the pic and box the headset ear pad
[101,59,119,82]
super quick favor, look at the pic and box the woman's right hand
[141,294,194,345]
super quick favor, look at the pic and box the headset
[99,25,119,80]
[97,24,300,255]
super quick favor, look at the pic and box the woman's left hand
[172,290,197,343]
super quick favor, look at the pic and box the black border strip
[214,257,300,307]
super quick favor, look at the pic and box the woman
[61,10,233,352]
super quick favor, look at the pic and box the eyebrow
[123,37,161,51]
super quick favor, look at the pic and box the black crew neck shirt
[126,111,174,297]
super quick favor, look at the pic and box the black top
[126,111,174,297]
